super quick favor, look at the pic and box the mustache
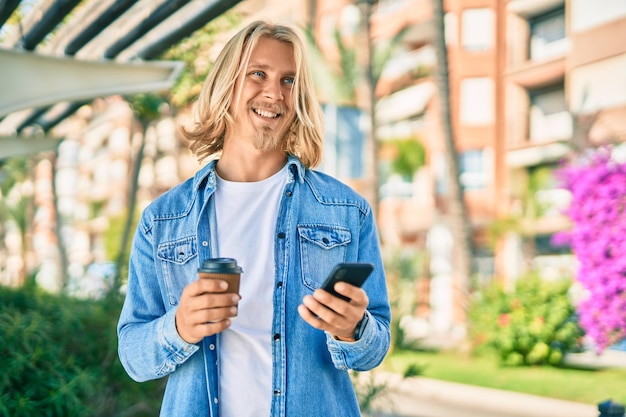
[247,101,286,115]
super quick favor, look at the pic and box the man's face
[228,37,297,152]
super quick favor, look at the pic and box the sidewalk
[370,373,598,417]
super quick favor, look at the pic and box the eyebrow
[248,63,296,78]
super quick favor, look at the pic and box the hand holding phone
[320,263,374,302]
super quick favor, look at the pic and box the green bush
[468,273,584,366]
[0,283,164,417]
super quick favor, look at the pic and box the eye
[251,70,265,78]
[282,77,294,86]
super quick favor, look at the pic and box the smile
[253,108,281,119]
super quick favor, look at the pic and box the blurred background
[1,0,625,416]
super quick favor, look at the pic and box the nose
[263,78,283,101]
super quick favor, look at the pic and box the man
[117,20,391,417]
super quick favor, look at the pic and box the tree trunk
[114,120,147,292]
[51,154,70,290]
[431,0,474,319]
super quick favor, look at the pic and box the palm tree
[431,0,474,317]
[113,93,164,293]
[304,7,407,217]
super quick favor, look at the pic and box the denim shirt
[117,156,391,417]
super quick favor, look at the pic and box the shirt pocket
[298,224,351,291]
[157,236,198,306]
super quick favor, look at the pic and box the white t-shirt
[214,164,288,417]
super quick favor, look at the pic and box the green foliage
[371,26,410,85]
[402,362,426,378]
[162,13,241,108]
[303,26,356,105]
[468,273,584,367]
[333,28,360,103]
[383,249,426,350]
[486,216,521,250]
[104,211,139,287]
[523,165,558,219]
[303,22,410,106]
[0,157,30,195]
[389,138,425,179]
[129,93,165,123]
[0,284,164,417]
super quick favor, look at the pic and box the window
[460,77,494,125]
[444,12,457,47]
[529,8,567,60]
[321,105,365,179]
[529,85,572,142]
[459,149,490,190]
[534,234,570,255]
[461,8,494,51]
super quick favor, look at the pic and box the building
[303,0,626,339]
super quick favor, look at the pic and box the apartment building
[306,0,626,335]
[500,0,626,283]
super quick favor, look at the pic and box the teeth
[254,108,279,118]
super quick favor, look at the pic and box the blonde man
[118,20,391,417]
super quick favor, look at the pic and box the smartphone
[320,262,374,302]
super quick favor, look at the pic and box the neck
[216,147,287,182]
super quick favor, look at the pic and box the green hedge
[0,283,164,417]
[469,273,584,366]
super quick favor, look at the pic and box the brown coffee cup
[198,257,243,294]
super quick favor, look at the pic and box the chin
[253,130,287,152]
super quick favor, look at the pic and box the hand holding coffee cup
[175,257,244,344]
[198,257,243,297]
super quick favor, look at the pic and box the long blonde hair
[181,21,324,168]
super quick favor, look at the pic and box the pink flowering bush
[554,147,626,352]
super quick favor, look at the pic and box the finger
[191,305,239,323]
[333,283,369,307]
[297,304,325,330]
[195,319,232,335]
[186,293,241,312]
[181,318,233,344]
[312,289,351,317]
[303,294,345,327]
[180,279,228,303]
[195,278,230,294]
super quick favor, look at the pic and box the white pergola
[0,0,242,158]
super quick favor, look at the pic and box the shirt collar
[192,154,306,191]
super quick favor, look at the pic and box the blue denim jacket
[117,156,391,417]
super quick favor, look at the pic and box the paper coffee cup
[198,258,243,294]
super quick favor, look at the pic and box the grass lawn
[382,349,626,406]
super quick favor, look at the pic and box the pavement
[367,373,599,417]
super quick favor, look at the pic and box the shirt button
[277,281,283,288]
[202,241,208,246]
[273,333,280,341]
[277,232,285,239]
[274,389,281,396]
[209,344,215,350]
[214,397,218,404]
[286,191,292,197]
